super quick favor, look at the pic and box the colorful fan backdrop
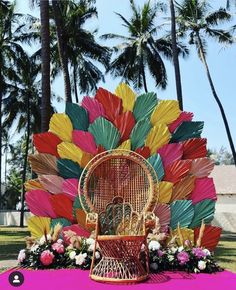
[25,84,221,250]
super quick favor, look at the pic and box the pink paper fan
[25,190,57,218]
[39,175,64,194]
[168,112,194,133]
[157,143,183,168]
[72,130,97,155]
[81,96,105,123]
[190,158,214,178]
[62,178,78,201]
[154,203,171,232]
[62,224,90,244]
[190,178,217,204]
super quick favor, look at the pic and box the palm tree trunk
[142,66,148,93]
[40,0,51,132]
[73,67,79,103]
[197,33,236,165]
[20,93,30,227]
[52,0,72,103]
[170,0,183,110]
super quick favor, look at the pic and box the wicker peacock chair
[79,149,159,283]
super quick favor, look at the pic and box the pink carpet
[1,269,236,290]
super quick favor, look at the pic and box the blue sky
[15,0,236,151]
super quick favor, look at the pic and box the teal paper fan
[171,121,204,142]
[133,92,158,122]
[88,117,120,150]
[65,103,89,131]
[190,199,216,228]
[50,218,72,230]
[147,154,164,181]
[130,119,152,150]
[170,200,194,230]
[57,159,82,179]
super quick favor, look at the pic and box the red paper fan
[113,111,135,142]
[95,87,122,122]
[50,194,74,222]
[168,111,194,133]
[194,225,222,251]
[135,146,151,159]
[96,145,106,155]
[33,132,62,157]
[163,160,192,184]
[182,138,207,159]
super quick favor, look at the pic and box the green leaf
[190,199,216,228]
[170,200,194,230]
[130,119,152,150]
[147,154,164,181]
[133,92,158,122]
[57,159,82,179]
[171,121,204,142]
[88,117,120,150]
[66,102,89,131]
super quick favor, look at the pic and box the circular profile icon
[8,271,24,287]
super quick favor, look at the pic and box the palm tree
[2,54,41,226]
[40,0,52,132]
[169,0,183,110]
[101,0,188,92]
[0,1,35,207]
[176,0,236,165]
[49,0,110,101]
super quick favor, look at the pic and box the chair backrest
[79,150,159,220]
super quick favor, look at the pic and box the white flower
[18,249,26,262]
[194,268,200,273]
[88,244,95,252]
[170,247,178,254]
[86,238,95,246]
[203,249,211,256]
[198,260,206,270]
[95,251,100,259]
[75,253,86,266]
[178,246,184,252]
[30,244,39,252]
[82,253,87,258]
[57,239,63,244]
[39,234,52,245]
[148,240,161,251]
[69,251,77,260]
[150,263,158,271]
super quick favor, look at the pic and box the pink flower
[40,250,54,266]
[192,247,206,259]
[158,250,164,257]
[177,251,189,265]
[52,242,65,254]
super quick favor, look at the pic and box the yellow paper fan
[171,176,196,202]
[115,83,136,112]
[117,139,131,150]
[168,227,194,246]
[57,142,85,166]
[158,181,173,203]
[49,113,73,142]
[25,179,45,191]
[145,124,171,154]
[27,216,51,238]
[151,100,181,126]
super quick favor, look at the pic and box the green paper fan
[50,218,72,230]
[147,154,164,181]
[171,121,204,142]
[133,92,158,122]
[130,119,152,150]
[190,199,216,228]
[57,159,82,179]
[65,103,89,131]
[170,200,194,230]
[88,117,120,150]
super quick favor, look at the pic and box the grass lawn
[0,227,235,273]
